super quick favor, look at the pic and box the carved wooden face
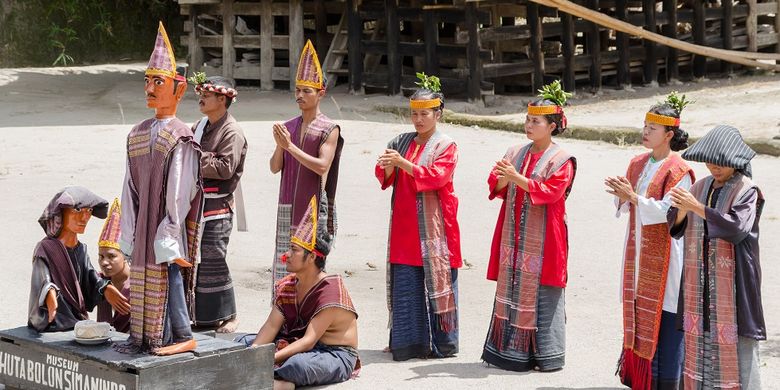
[144,75,185,115]
[61,207,92,236]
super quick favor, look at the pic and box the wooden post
[693,0,706,78]
[347,0,363,93]
[528,2,545,92]
[466,2,482,101]
[615,0,630,88]
[587,0,601,91]
[189,6,204,73]
[289,0,304,91]
[260,0,274,90]
[423,3,440,76]
[662,0,679,81]
[643,0,657,85]
[721,0,734,74]
[315,0,329,56]
[386,0,401,95]
[747,0,758,52]
[561,11,576,91]
[222,0,235,79]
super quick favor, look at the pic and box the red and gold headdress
[645,91,691,127]
[290,195,332,258]
[528,80,572,129]
[146,22,184,81]
[98,198,121,250]
[296,40,324,90]
[409,72,443,110]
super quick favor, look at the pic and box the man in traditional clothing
[28,187,130,332]
[189,73,247,333]
[96,198,131,333]
[118,22,203,356]
[668,125,765,390]
[239,195,359,389]
[269,39,343,290]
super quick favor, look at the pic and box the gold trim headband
[410,98,442,110]
[527,104,563,116]
[645,112,680,127]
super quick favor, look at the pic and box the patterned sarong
[385,131,457,332]
[195,218,236,325]
[488,143,574,353]
[682,174,756,389]
[619,153,693,390]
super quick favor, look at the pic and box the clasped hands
[272,123,292,150]
[604,176,637,204]
[493,159,524,184]
[377,149,406,169]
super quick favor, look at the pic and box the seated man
[239,195,359,389]
[28,187,130,332]
[96,198,131,333]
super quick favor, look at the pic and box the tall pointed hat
[296,40,324,90]
[146,22,183,81]
[291,194,332,257]
[98,198,121,250]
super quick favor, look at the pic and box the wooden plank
[260,0,274,90]
[347,0,363,93]
[776,1,780,53]
[178,0,220,4]
[643,0,657,84]
[386,0,401,95]
[722,0,734,74]
[662,0,678,81]
[528,2,545,92]
[315,0,329,56]
[289,0,304,91]
[756,2,778,15]
[615,0,630,87]
[693,0,706,77]
[561,11,576,91]
[747,0,758,52]
[197,35,288,49]
[424,1,440,76]
[360,6,490,24]
[222,0,236,80]
[362,41,492,60]
[234,2,289,16]
[587,0,601,91]
[204,64,290,81]
[466,2,482,101]
[189,6,204,73]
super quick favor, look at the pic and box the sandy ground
[0,65,779,389]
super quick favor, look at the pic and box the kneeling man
[241,195,358,389]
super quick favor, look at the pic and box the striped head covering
[291,194,332,258]
[38,186,109,238]
[98,198,121,250]
[146,22,184,81]
[682,125,755,177]
[296,40,324,90]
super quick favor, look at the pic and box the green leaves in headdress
[660,91,693,113]
[415,72,441,93]
[187,71,208,86]
[537,80,572,107]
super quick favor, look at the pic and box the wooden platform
[0,327,273,390]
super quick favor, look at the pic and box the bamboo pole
[527,0,780,70]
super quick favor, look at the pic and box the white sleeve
[614,196,629,218]
[154,144,199,264]
[119,159,138,257]
[638,174,692,226]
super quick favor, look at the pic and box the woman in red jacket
[482,81,576,372]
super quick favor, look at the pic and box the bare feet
[153,339,197,356]
[382,346,392,353]
[273,379,295,390]
[216,317,239,333]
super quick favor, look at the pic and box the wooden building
[178,0,780,100]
